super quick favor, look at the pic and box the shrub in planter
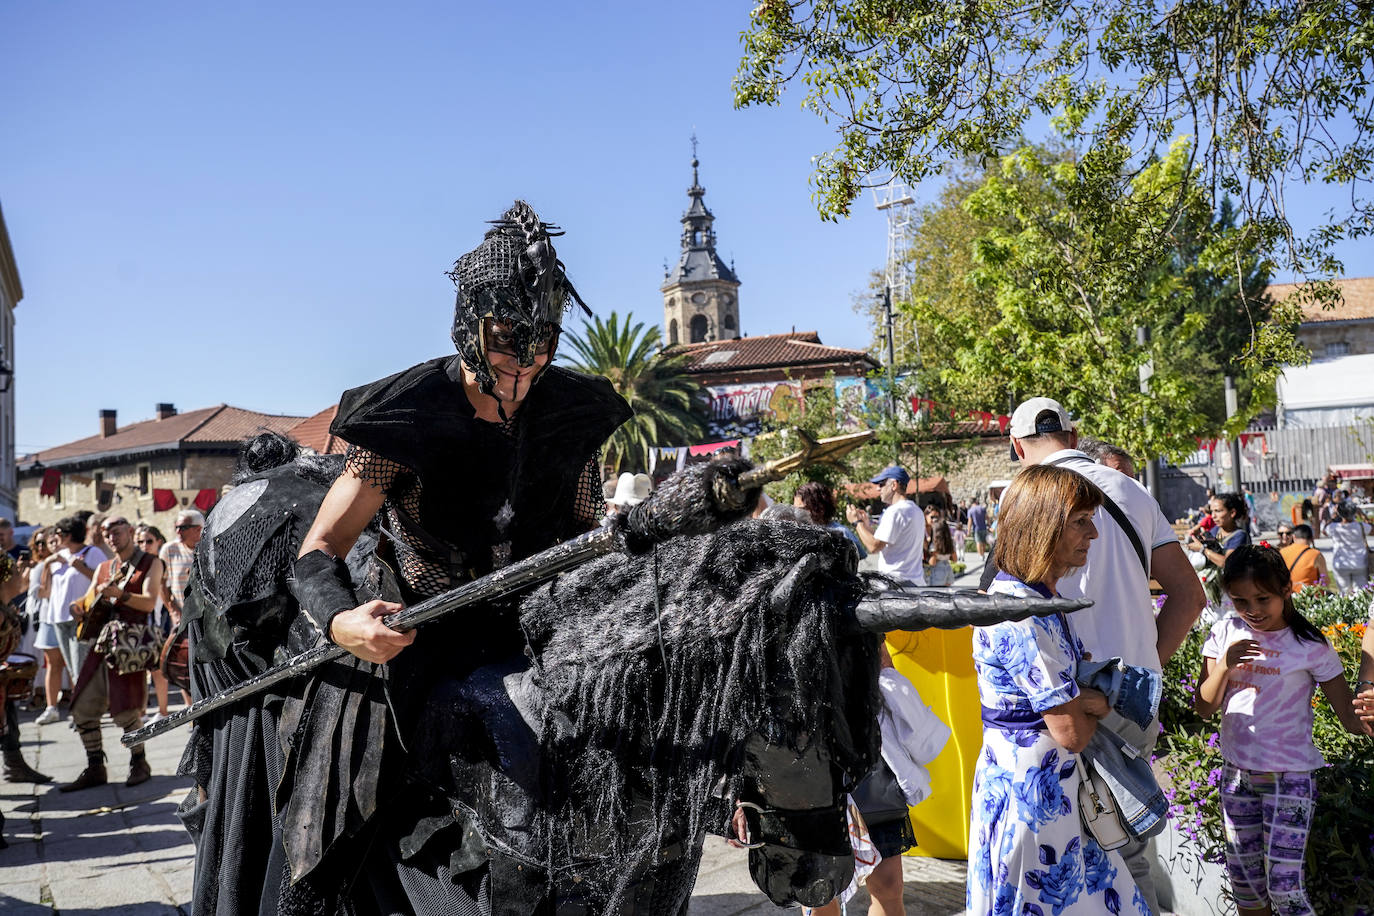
[1158,587,1374,915]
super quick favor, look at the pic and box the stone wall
[17,451,237,536]
[938,438,1020,504]
[1298,319,1374,358]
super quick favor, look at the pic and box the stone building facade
[0,201,22,520]
[1269,276,1374,358]
[942,435,1020,503]
[18,403,303,533]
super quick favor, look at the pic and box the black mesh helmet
[447,200,589,395]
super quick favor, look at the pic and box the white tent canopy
[1276,353,1374,427]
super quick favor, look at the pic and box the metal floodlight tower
[872,178,918,417]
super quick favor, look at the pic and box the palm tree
[562,311,707,474]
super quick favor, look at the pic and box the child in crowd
[1194,545,1371,916]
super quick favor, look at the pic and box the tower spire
[662,136,742,345]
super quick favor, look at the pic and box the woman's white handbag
[1078,759,1130,851]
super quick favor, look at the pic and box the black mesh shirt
[344,442,602,600]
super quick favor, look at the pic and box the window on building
[690,314,709,343]
[93,472,113,512]
[1325,341,1351,358]
[722,312,736,332]
[137,464,150,496]
[668,319,679,345]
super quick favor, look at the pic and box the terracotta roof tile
[670,331,879,373]
[185,406,305,444]
[28,405,307,467]
[289,405,349,455]
[1267,276,1374,323]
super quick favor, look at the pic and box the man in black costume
[182,200,631,914]
[290,200,632,913]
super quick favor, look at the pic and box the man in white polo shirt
[846,465,927,587]
[982,396,1206,916]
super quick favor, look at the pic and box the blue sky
[2,1,1363,453]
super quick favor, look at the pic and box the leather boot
[60,754,108,792]
[3,749,52,783]
[126,751,151,787]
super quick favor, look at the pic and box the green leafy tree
[562,311,707,475]
[878,152,1303,453]
[1151,195,1286,427]
[940,139,1305,461]
[735,0,1372,288]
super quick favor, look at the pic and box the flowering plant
[1158,587,1374,915]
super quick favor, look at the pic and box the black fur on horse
[619,455,761,552]
[233,429,343,488]
[501,517,880,909]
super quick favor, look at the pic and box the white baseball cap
[1008,397,1074,439]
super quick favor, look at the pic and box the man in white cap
[846,465,927,587]
[981,396,1205,915]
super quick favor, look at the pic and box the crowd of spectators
[2,508,205,792]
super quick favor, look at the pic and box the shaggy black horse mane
[515,518,882,905]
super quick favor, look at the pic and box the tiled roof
[25,405,306,467]
[1268,276,1374,323]
[671,331,879,374]
[289,405,349,455]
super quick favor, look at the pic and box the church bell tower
[661,141,740,345]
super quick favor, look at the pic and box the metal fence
[1159,421,1374,524]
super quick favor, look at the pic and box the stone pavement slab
[2,698,970,914]
[1,702,195,913]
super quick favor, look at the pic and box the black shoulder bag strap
[1286,546,1314,572]
[1045,456,1149,577]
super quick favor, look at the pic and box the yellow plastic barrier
[885,626,980,859]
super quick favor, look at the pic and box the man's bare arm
[298,469,411,663]
[1151,541,1207,667]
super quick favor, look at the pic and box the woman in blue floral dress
[967,464,1151,916]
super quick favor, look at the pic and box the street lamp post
[1225,375,1243,491]
[881,286,897,419]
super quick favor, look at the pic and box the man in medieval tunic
[62,516,164,791]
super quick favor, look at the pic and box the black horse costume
[171,200,1087,914]
[175,437,1088,914]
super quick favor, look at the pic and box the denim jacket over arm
[1076,657,1167,839]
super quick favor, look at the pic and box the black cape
[178,358,630,915]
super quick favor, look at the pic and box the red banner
[687,440,740,457]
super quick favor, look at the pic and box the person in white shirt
[846,465,927,587]
[34,516,102,724]
[1326,502,1371,594]
[983,396,1207,916]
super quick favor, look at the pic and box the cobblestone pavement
[0,702,969,914]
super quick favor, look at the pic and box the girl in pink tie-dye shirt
[1194,545,1371,916]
